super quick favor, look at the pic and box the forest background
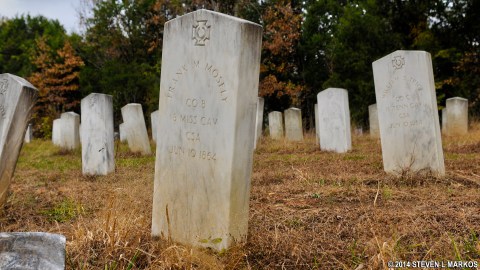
[0,0,478,137]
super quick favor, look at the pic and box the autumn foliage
[28,38,84,136]
[259,1,303,102]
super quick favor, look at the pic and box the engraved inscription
[89,95,97,108]
[168,146,217,161]
[0,79,7,94]
[166,60,228,101]
[192,20,211,46]
[0,79,7,119]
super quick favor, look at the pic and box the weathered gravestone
[317,88,352,153]
[445,97,468,136]
[81,93,115,175]
[284,107,303,141]
[314,104,320,144]
[152,9,262,251]
[441,108,447,135]
[369,104,380,138]
[24,123,33,143]
[0,74,37,206]
[59,112,80,150]
[52,118,61,146]
[151,110,160,143]
[253,97,264,148]
[372,50,445,175]
[119,123,127,142]
[121,103,151,155]
[268,111,284,139]
[0,232,65,270]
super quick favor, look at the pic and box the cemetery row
[0,10,474,269]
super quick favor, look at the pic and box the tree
[28,38,84,137]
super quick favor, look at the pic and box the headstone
[152,9,262,251]
[121,103,151,155]
[151,110,159,143]
[268,111,284,139]
[372,50,444,175]
[284,107,303,141]
[445,97,468,136]
[317,88,352,153]
[0,232,65,270]
[354,127,363,136]
[24,123,33,143]
[119,123,127,142]
[52,119,61,146]
[81,93,115,175]
[0,74,37,206]
[59,112,80,150]
[368,104,380,138]
[314,104,320,144]
[253,97,264,148]
[441,108,447,135]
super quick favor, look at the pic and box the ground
[1,124,480,269]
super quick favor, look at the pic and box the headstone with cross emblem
[151,9,262,251]
[0,73,38,206]
[372,50,444,176]
[81,93,115,175]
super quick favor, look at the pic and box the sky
[0,0,84,34]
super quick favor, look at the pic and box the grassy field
[1,124,480,269]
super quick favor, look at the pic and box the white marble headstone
[119,123,127,142]
[284,107,303,141]
[314,104,320,144]
[0,73,38,205]
[81,93,115,175]
[24,123,33,143]
[253,97,264,148]
[151,9,262,251]
[445,97,468,136]
[52,118,61,146]
[151,110,159,143]
[268,111,284,139]
[121,103,151,155]
[369,104,380,138]
[59,112,80,150]
[372,50,444,176]
[317,88,352,153]
[0,232,65,270]
[441,108,447,135]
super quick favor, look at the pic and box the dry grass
[1,125,480,269]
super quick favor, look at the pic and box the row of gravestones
[0,10,473,269]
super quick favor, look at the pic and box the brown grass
[1,125,480,269]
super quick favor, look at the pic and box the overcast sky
[0,0,83,33]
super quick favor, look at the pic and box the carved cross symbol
[192,20,211,46]
[392,55,405,70]
[0,79,8,95]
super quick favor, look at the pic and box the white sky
[0,0,83,34]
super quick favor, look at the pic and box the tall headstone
[369,104,380,138]
[445,97,468,136]
[52,119,61,146]
[0,232,65,270]
[284,107,303,141]
[268,111,284,139]
[151,110,160,143]
[317,88,352,153]
[441,108,447,135]
[253,97,264,148]
[81,93,115,175]
[119,123,127,142]
[372,50,444,175]
[152,10,262,251]
[0,74,38,206]
[314,104,320,144]
[24,123,33,143]
[121,103,151,155]
[59,112,80,150]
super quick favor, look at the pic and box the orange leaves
[259,1,303,100]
